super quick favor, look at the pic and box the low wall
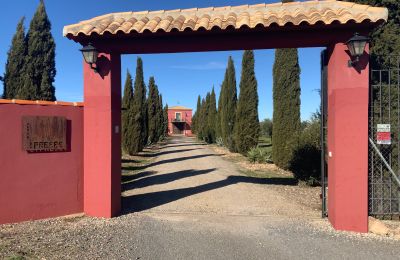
[0,100,84,224]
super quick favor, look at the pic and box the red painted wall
[0,102,84,224]
[168,108,192,136]
[83,54,121,218]
[327,43,369,232]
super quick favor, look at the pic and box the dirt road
[122,135,319,218]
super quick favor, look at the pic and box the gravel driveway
[1,136,400,259]
[122,135,319,218]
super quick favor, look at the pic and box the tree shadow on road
[122,154,219,172]
[122,168,216,191]
[121,170,297,214]
[122,170,158,184]
[139,148,204,158]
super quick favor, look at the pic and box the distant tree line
[122,57,168,155]
[192,50,260,155]
[2,0,56,101]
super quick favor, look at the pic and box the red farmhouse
[167,106,192,136]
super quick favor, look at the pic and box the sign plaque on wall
[377,124,391,145]
[22,116,67,152]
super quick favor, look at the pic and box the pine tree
[130,57,147,154]
[3,17,27,99]
[122,71,134,154]
[23,0,56,101]
[272,47,301,169]
[221,56,237,150]
[234,50,260,154]
[207,87,217,143]
[147,77,159,143]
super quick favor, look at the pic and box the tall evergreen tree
[22,0,56,100]
[122,71,134,154]
[234,50,260,154]
[163,104,169,136]
[197,97,207,141]
[3,17,27,99]
[192,95,201,134]
[157,93,165,140]
[272,46,301,169]
[221,56,237,150]
[206,87,217,143]
[130,57,147,153]
[147,77,159,143]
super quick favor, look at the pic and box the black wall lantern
[346,33,370,67]
[80,43,99,73]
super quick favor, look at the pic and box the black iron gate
[369,56,400,219]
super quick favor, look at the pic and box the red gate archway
[64,0,388,232]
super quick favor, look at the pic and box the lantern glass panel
[347,41,356,57]
[354,41,367,56]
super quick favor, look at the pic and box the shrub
[289,144,320,185]
[247,147,272,164]
[247,147,259,163]
[216,136,224,147]
[289,112,321,186]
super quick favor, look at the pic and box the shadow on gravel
[122,154,219,172]
[122,168,216,192]
[122,172,297,214]
[140,148,204,158]
[122,170,158,185]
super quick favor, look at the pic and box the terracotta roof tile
[63,0,388,37]
[169,106,192,110]
[0,99,84,107]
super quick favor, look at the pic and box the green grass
[257,136,272,153]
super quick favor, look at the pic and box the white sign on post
[377,124,391,145]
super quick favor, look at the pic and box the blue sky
[0,0,322,120]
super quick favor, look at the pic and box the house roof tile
[169,106,192,110]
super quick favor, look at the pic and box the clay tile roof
[63,0,388,38]
[0,99,84,107]
[169,106,192,110]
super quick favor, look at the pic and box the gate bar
[369,138,400,187]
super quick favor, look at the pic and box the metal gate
[369,56,400,219]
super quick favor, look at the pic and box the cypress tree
[272,47,301,169]
[234,50,260,154]
[23,0,56,101]
[3,17,27,99]
[221,56,237,150]
[192,95,201,134]
[130,57,147,154]
[163,104,169,136]
[147,77,159,143]
[207,87,217,143]
[198,97,207,141]
[217,82,225,139]
[157,93,165,140]
[122,71,134,154]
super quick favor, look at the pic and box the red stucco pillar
[327,43,369,232]
[83,53,121,218]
